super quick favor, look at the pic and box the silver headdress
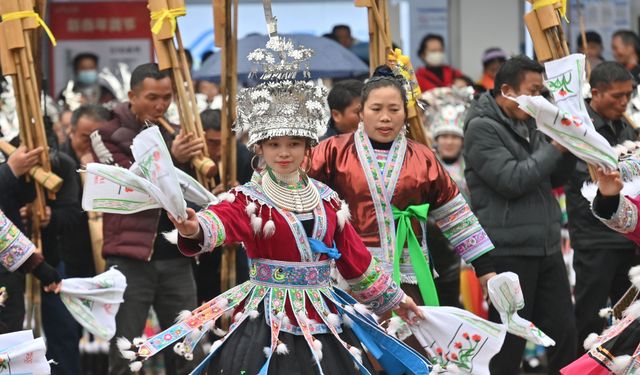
[234,10,328,147]
[422,86,474,139]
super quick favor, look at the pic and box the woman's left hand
[478,272,497,300]
[393,295,425,325]
[43,282,61,294]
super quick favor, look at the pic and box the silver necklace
[261,169,320,212]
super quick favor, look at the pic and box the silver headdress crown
[235,10,328,147]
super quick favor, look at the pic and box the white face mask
[501,90,520,103]
[424,51,446,67]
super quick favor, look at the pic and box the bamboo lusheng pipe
[175,27,205,141]
[148,0,216,189]
[166,39,217,186]
[525,0,598,181]
[0,0,61,203]
[356,0,429,147]
[214,0,239,324]
[87,210,106,274]
[79,171,106,274]
[0,142,63,193]
[156,117,176,136]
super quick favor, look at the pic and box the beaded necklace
[261,167,320,213]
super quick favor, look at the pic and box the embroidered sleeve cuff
[0,215,36,272]
[431,193,494,263]
[346,258,405,315]
[592,192,620,219]
[177,209,226,256]
[592,194,638,234]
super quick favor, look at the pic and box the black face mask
[441,155,460,164]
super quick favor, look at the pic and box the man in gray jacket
[464,55,577,374]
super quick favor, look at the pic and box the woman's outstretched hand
[167,208,202,240]
[596,167,623,197]
[393,295,425,325]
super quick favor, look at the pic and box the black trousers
[433,262,461,308]
[573,247,640,354]
[0,271,25,334]
[488,252,577,375]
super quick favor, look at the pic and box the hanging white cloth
[392,272,554,374]
[82,125,217,218]
[0,330,50,374]
[59,267,127,340]
[513,54,617,171]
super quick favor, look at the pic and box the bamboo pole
[525,0,598,180]
[0,141,63,192]
[148,0,216,189]
[576,0,592,78]
[0,0,56,337]
[355,0,429,147]
[213,0,239,329]
[79,171,106,274]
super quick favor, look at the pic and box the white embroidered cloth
[514,54,617,171]
[487,272,555,346]
[0,330,50,374]
[82,126,217,218]
[409,306,505,375]
[400,272,554,374]
[59,268,127,340]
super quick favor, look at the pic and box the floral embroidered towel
[514,54,617,171]
[410,306,505,374]
[59,267,127,340]
[0,330,50,374]
[488,272,555,347]
[83,126,216,218]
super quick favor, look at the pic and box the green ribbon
[392,204,440,307]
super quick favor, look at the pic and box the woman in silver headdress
[118,36,430,375]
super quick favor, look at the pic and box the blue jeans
[41,262,82,375]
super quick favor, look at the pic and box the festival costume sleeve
[465,120,564,199]
[431,193,495,264]
[308,137,333,184]
[334,222,405,315]
[177,193,253,256]
[592,192,640,243]
[0,210,37,272]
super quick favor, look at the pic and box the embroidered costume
[118,32,430,375]
[310,126,494,306]
[561,171,640,374]
[0,210,36,272]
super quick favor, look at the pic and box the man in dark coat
[91,63,204,375]
[566,61,639,353]
[58,104,113,278]
[463,55,577,375]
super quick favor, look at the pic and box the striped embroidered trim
[431,193,494,263]
[195,209,226,254]
[593,196,638,234]
[0,213,36,272]
[346,258,404,315]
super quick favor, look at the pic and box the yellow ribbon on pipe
[532,0,569,23]
[150,7,186,36]
[1,10,57,46]
[387,48,421,107]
